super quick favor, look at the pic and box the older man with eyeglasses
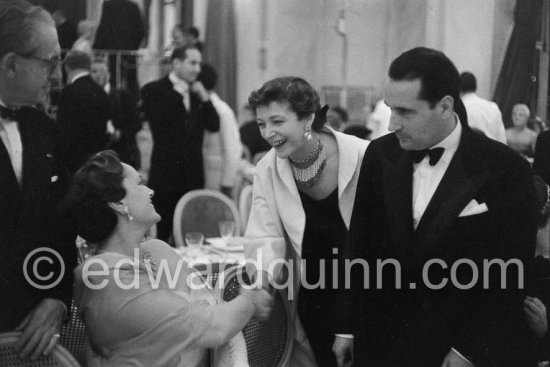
[0,0,76,361]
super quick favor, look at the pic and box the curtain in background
[203,0,237,111]
[493,0,543,128]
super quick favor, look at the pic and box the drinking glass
[185,232,204,259]
[218,220,235,244]
[218,220,235,260]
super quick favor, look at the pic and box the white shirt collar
[70,71,90,84]
[104,83,111,94]
[169,72,189,95]
[430,114,462,164]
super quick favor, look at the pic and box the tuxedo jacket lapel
[0,134,23,205]
[382,145,415,260]
[414,128,489,254]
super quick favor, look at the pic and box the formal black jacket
[0,107,76,331]
[57,75,110,174]
[140,76,219,192]
[106,87,141,167]
[93,0,145,51]
[349,127,537,366]
[533,130,550,185]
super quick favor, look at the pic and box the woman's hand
[524,296,548,338]
[241,288,274,321]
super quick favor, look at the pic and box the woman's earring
[123,206,134,222]
[304,129,312,140]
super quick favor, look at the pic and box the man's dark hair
[0,0,54,58]
[183,26,199,39]
[170,44,200,62]
[460,72,477,93]
[64,50,91,72]
[389,47,467,124]
[197,62,217,91]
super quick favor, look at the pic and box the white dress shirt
[412,118,462,229]
[70,71,90,84]
[203,92,242,189]
[462,92,506,144]
[169,72,190,111]
[0,101,23,185]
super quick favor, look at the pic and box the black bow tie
[412,147,445,165]
[0,105,21,121]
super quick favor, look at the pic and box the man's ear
[439,95,455,119]
[108,201,125,215]
[1,53,18,78]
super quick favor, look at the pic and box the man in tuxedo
[140,44,219,242]
[58,51,110,175]
[93,0,145,100]
[0,0,75,359]
[350,47,537,366]
[91,58,141,168]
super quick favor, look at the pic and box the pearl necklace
[289,136,327,191]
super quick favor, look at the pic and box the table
[175,237,246,269]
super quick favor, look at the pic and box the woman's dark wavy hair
[247,77,328,131]
[63,150,126,244]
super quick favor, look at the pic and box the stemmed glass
[218,220,235,261]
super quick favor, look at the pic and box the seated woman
[505,103,538,159]
[65,150,271,367]
[244,77,369,367]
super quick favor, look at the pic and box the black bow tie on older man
[0,105,22,121]
[412,147,445,166]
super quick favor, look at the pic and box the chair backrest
[238,185,254,233]
[0,332,80,367]
[172,189,241,248]
[60,301,87,366]
[217,267,293,367]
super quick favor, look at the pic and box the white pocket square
[459,199,488,217]
[51,175,58,183]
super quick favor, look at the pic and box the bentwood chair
[172,189,241,248]
[216,266,293,367]
[0,332,80,367]
[59,301,87,367]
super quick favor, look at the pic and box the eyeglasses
[17,54,62,75]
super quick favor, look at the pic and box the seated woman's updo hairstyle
[63,150,126,244]
[248,77,329,131]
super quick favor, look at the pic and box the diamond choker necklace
[289,136,327,191]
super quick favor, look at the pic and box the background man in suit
[0,0,75,359]
[140,44,219,242]
[460,71,506,144]
[350,47,537,366]
[197,63,241,197]
[93,0,145,101]
[91,57,141,168]
[58,51,110,175]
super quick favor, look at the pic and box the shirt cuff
[334,334,354,339]
[451,348,473,365]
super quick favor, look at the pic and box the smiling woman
[63,150,273,366]
[245,77,369,367]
